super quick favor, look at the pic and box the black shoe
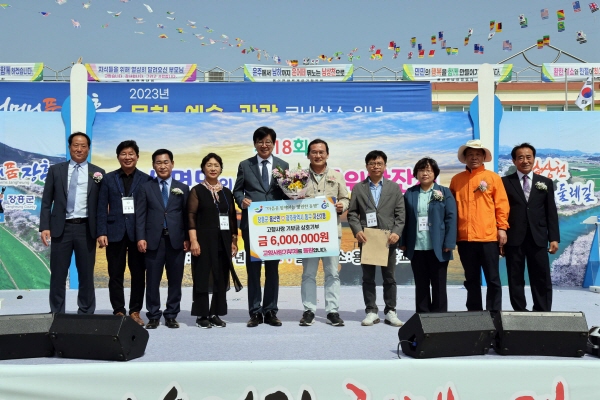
[299,310,315,326]
[326,312,344,326]
[264,311,282,326]
[196,317,211,329]
[165,318,180,329]
[209,315,226,328]
[247,313,263,327]
[146,319,160,329]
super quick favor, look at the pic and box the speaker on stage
[398,311,496,358]
[493,311,588,357]
[49,313,149,361]
[0,313,55,360]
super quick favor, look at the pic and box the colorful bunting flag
[431,36,436,44]
[557,9,565,20]
[590,2,599,12]
[520,16,528,28]
[574,1,582,12]
[558,21,566,31]
[418,50,424,58]
[410,37,416,47]
[496,22,502,32]
[577,30,587,43]
[489,20,495,30]
[451,48,458,55]
[537,39,544,48]
[440,40,446,49]
[71,19,80,28]
[428,50,435,57]
[464,37,470,46]
[541,8,549,19]
[503,40,512,51]
[479,45,484,54]
[438,31,444,39]
[418,43,422,51]
[543,35,550,45]
[446,47,452,55]
[474,44,480,53]
[407,52,413,59]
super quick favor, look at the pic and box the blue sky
[1,0,599,74]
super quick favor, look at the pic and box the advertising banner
[85,63,197,82]
[244,64,354,82]
[402,63,513,82]
[0,63,43,81]
[541,63,600,82]
[0,82,432,113]
[247,198,339,261]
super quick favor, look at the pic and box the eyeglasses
[367,162,385,168]
[256,141,273,147]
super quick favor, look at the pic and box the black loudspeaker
[398,311,496,358]
[49,313,149,361]
[0,313,55,360]
[494,311,588,357]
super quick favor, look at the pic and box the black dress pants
[457,241,502,311]
[106,235,145,315]
[410,250,449,313]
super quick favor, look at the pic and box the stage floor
[0,285,599,365]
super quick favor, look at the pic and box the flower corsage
[326,175,336,184]
[171,188,184,195]
[430,189,444,203]
[535,181,547,191]
[473,180,488,193]
[91,172,103,183]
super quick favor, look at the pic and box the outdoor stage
[1,285,600,399]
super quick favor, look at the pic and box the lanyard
[114,172,137,197]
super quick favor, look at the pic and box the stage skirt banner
[1,111,599,289]
[402,63,513,82]
[243,64,354,82]
[247,198,339,261]
[0,63,43,82]
[0,81,432,113]
[0,360,599,399]
[541,63,600,82]
[85,63,197,82]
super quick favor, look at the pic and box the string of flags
[4,1,594,63]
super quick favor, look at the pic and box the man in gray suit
[136,149,189,329]
[40,132,105,314]
[233,126,289,327]
[97,140,151,325]
[347,150,405,327]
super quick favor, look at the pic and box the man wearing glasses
[347,150,405,327]
[233,127,290,327]
[299,139,350,327]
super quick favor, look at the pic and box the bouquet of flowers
[272,163,310,199]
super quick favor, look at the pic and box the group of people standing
[39,129,559,330]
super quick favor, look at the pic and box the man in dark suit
[347,150,405,327]
[502,143,559,311]
[97,140,151,325]
[136,149,189,329]
[233,126,289,327]
[40,132,105,314]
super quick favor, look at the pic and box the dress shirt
[516,170,534,189]
[118,168,136,197]
[67,160,88,219]
[256,154,274,184]
[368,177,383,208]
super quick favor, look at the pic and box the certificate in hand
[360,228,391,266]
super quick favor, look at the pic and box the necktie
[522,175,530,201]
[161,180,168,228]
[66,163,80,214]
[261,159,269,189]
[160,180,169,207]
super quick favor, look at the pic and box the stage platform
[1,286,600,399]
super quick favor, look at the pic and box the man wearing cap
[502,143,559,312]
[449,140,509,312]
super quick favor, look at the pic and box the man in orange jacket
[449,140,509,312]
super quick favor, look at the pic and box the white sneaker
[384,310,403,327]
[361,312,380,326]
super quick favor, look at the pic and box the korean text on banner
[85,63,197,82]
[244,64,354,82]
[0,63,44,82]
[402,64,513,82]
[541,63,600,82]
[247,198,339,261]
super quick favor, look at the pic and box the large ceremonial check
[247,198,339,261]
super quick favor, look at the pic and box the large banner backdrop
[0,111,598,290]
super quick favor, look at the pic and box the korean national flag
[575,76,594,109]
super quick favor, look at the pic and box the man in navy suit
[97,140,151,325]
[40,132,105,314]
[502,143,559,311]
[136,149,189,329]
[233,126,289,327]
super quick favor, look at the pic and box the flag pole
[592,72,595,111]
[565,68,568,111]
